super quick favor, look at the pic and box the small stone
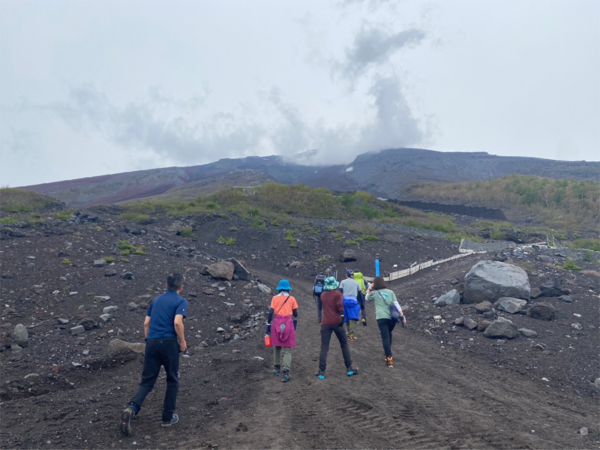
[477,321,492,331]
[82,349,90,356]
[104,269,117,277]
[578,427,588,436]
[454,317,464,326]
[12,324,29,346]
[11,344,23,353]
[57,318,69,325]
[103,306,118,314]
[79,318,97,330]
[519,328,538,338]
[93,259,107,267]
[571,323,583,330]
[257,283,272,295]
[71,325,85,335]
[117,328,124,337]
[528,303,556,321]
[216,327,225,332]
[475,301,493,313]
[559,295,572,303]
[94,295,110,303]
[128,302,139,311]
[122,272,134,280]
[99,314,112,323]
[463,318,478,330]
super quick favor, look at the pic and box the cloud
[336,26,426,81]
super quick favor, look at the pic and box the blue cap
[346,269,353,277]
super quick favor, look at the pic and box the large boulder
[483,318,519,339]
[434,289,460,307]
[494,297,528,314]
[340,249,357,262]
[207,261,235,280]
[463,261,530,304]
[527,302,556,321]
[226,258,251,281]
[12,324,28,347]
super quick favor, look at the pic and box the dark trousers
[357,292,366,319]
[128,337,180,422]
[314,295,322,323]
[319,325,352,372]
[377,319,397,357]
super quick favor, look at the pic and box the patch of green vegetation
[566,239,600,252]
[584,250,594,263]
[120,249,131,256]
[0,217,18,224]
[490,230,507,240]
[345,240,359,245]
[316,257,329,263]
[219,213,228,218]
[326,226,337,232]
[289,242,297,248]
[61,258,72,265]
[54,210,74,221]
[132,246,147,255]
[217,236,236,245]
[121,258,130,263]
[513,261,535,273]
[206,202,218,209]
[363,235,379,241]
[117,239,134,250]
[0,188,60,213]
[180,227,194,237]
[230,226,238,231]
[271,219,279,226]
[101,256,115,263]
[333,233,343,241]
[251,218,266,228]
[90,226,102,231]
[561,258,581,271]
[251,236,258,240]
[572,233,581,239]
[284,230,296,242]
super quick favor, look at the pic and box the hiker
[353,271,368,326]
[266,279,298,382]
[120,273,188,436]
[313,272,326,323]
[366,276,406,368]
[316,276,358,379]
[339,269,361,341]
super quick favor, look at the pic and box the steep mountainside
[21,148,599,207]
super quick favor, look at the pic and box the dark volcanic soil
[0,211,598,449]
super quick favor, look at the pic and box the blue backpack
[313,273,325,295]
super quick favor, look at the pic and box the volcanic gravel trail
[156,267,597,449]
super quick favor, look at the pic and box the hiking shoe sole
[120,407,134,436]
[161,413,179,427]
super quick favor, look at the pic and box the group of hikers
[266,268,406,383]
[120,269,406,436]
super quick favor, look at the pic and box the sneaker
[282,374,291,382]
[361,318,367,326]
[348,334,357,342]
[161,414,179,427]
[386,356,394,368]
[120,407,134,436]
[346,364,359,376]
[273,365,281,376]
[315,370,326,380]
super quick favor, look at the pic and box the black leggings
[377,319,396,357]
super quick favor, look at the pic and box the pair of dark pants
[319,325,352,372]
[314,295,322,323]
[377,319,397,357]
[357,292,366,319]
[128,337,180,422]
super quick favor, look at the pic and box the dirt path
[157,268,598,449]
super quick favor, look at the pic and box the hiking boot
[315,370,326,380]
[120,406,134,436]
[161,414,179,427]
[282,374,291,382]
[361,318,367,326]
[348,334,357,342]
[386,356,394,368]
[273,365,281,376]
[346,364,359,376]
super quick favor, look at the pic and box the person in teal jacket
[366,276,406,368]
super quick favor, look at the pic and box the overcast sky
[1,0,598,187]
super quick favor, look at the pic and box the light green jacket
[366,288,399,320]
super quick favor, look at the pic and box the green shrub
[316,257,329,263]
[120,249,131,256]
[121,258,130,263]
[363,235,379,241]
[0,188,60,213]
[180,227,194,237]
[333,233,343,241]
[572,233,581,239]
[117,239,134,250]
[561,258,581,271]
[219,213,228,218]
[326,226,337,232]
[230,226,238,231]
[0,217,18,224]
[251,218,266,229]
[584,250,594,263]
[290,242,297,248]
[54,210,74,221]
[225,237,236,246]
[61,258,72,265]
[566,239,600,252]
[120,212,152,224]
[206,202,218,209]
[345,240,359,245]
[490,230,507,240]
[101,256,115,263]
[271,219,279,226]
[132,246,147,255]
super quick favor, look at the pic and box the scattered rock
[12,324,28,347]
[128,302,139,311]
[529,287,543,299]
[559,295,573,303]
[463,261,530,304]
[108,339,145,353]
[340,249,357,262]
[483,319,519,339]
[434,290,460,307]
[122,272,134,280]
[528,303,556,321]
[94,295,111,303]
[454,317,464,326]
[71,325,85,336]
[207,261,235,281]
[540,277,570,297]
[494,297,528,314]
[519,328,538,338]
[79,318,97,330]
[257,283,272,295]
[463,318,478,330]
[571,323,583,330]
[290,261,302,268]
[475,301,493,314]
[104,269,117,277]
[99,314,112,323]
[477,320,492,331]
[57,318,69,325]
[203,288,216,296]
[103,306,118,315]
[578,427,588,436]
[93,259,107,267]
[225,258,251,281]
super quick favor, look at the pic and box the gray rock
[540,277,570,297]
[71,325,85,335]
[559,295,572,303]
[519,328,538,338]
[538,255,554,263]
[463,317,478,330]
[529,287,543,299]
[595,378,600,387]
[99,314,112,323]
[117,328,125,337]
[257,283,272,295]
[207,261,235,280]
[104,268,117,277]
[93,259,107,267]
[12,324,28,346]
[463,261,530,304]
[435,290,460,307]
[475,301,493,313]
[133,294,152,307]
[527,303,556,321]
[494,297,528,314]
[290,261,302,268]
[225,258,251,281]
[11,344,23,353]
[57,318,69,325]
[103,306,118,314]
[483,320,519,339]
[94,295,111,303]
[79,318,97,330]
[108,339,145,353]
[122,272,134,280]
[477,320,492,331]
[454,317,464,325]
[127,302,139,311]
[340,249,357,262]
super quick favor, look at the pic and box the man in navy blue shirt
[121,273,188,436]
